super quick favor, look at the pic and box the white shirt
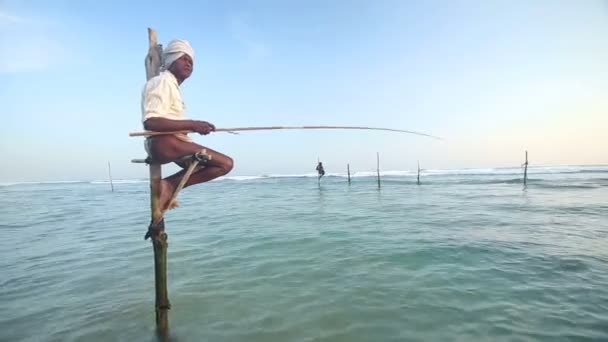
[141,70,193,142]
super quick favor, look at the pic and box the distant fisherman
[316,162,325,180]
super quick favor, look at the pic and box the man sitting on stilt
[141,39,234,214]
[316,161,325,180]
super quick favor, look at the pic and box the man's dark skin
[144,54,234,211]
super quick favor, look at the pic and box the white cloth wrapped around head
[162,39,195,70]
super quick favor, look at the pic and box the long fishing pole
[129,125,443,140]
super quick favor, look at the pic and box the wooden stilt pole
[144,27,170,338]
[150,164,170,336]
[523,150,528,187]
[376,152,381,189]
[108,161,114,192]
[347,163,351,185]
[417,160,421,185]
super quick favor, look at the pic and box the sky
[0,0,607,182]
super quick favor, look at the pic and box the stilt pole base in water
[347,163,351,185]
[148,161,170,338]
[153,229,170,335]
[135,152,210,338]
[376,152,381,189]
[523,150,529,187]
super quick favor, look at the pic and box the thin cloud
[229,13,270,59]
[0,11,26,24]
[0,9,65,73]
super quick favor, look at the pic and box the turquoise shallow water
[1,166,608,341]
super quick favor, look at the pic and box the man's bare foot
[159,180,180,213]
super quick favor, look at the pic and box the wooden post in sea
[108,161,114,192]
[417,160,421,185]
[376,152,381,189]
[347,163,351,185]
[144,27,170,337]
[523,150,529,186]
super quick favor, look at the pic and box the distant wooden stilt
[523,150,529,187]
[108,161,114,192]
[376,152,381,189]
[347,163,351,185]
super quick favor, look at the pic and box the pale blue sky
[1,0,607,182]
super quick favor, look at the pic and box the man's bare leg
[147,136,234,211]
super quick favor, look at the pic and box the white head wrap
[162,39,195,70]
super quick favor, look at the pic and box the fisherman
[316,162,325,179]
[141,39,234,213]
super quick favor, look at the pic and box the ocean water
[1,165,608,341]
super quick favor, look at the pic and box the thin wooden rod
[129,125,443,140]
[523,150,529,186]
[347,163,351,185]
[377,152,381,189]
[108,161,114,192]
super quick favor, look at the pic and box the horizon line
[1,163,607,185]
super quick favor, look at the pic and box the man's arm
[143,117,195,132]
[142,75,215,134]
[144,117,215,135]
